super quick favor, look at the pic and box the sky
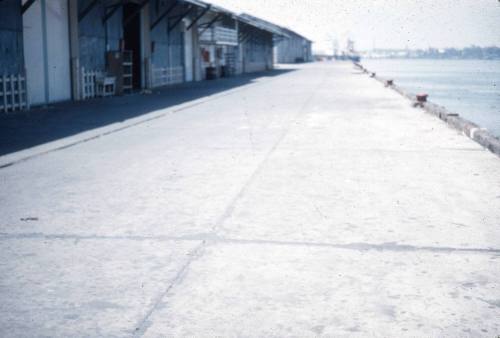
[210,0,500,53]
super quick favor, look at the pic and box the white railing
[152,66,184,87]
[199,28,214,43]
[200,26,238,46]
[81,68,103,100]
[0,73,29,113]
[214,27,238,46]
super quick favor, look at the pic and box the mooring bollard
[413,93,429,108]
[416,93,428,103]
[370,72,376,78]
[385,79,394,87]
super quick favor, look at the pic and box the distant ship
[346,39,361,62]
[333,39,361,62]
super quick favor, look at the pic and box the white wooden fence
[0,73,29,113]
[152,66,184,88]
[81,68,104,100]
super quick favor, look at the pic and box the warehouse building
[239,13,313,65]
[238,14,279,74]
[275,28,313,63]
[0,0,288,113]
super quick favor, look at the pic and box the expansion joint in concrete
[2,232,498,256]
[132,239,208,337]
[213,71,331,233]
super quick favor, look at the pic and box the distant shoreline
[361,57,500,60]
[356,46,500,60]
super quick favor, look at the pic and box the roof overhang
[180,0,238,19]
[238,14,288,37]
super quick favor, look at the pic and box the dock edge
[354,62,500,157]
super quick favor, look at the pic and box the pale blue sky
[211,0,500,53]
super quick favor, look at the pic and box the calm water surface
[361,59,500,137]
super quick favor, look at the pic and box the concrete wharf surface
[1,62,499,337]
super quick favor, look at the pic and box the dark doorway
[123,3,142,89]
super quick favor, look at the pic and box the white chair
[96,75,116,97]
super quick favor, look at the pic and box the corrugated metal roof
[238,14,287,36]
[180,0,238,18]
[240,13,311,42]
[180,0,210,9]
[180,1,281,35]
[102,0,308,39]
[279,27,313,43]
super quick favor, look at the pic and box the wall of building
[149,1,186,87]
[242,26,273,73]
[168,18,184,68]
[150,2,170,69]
[150,1,184,69]
[276,34,312,63]
[78,0,123,71]
[23,0,71,105]
[305,41,312,62]
[0,0,24,75]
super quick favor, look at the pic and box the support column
[236,20,243,75]
[192,21,202,81]
[239,37,245,74]
[268,33,274,70]
[40,0,50,105]
[68,0,80,100]
[140,2,152,90]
